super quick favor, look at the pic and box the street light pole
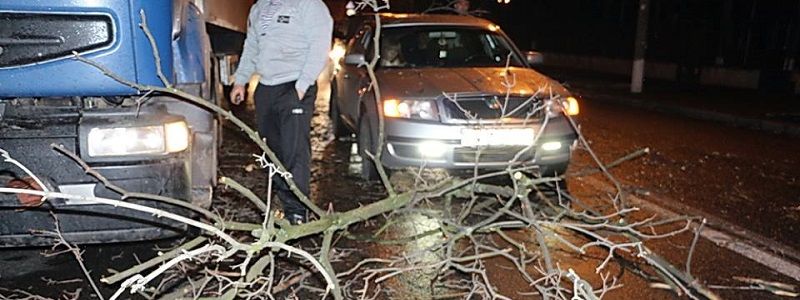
[631,0,650,93]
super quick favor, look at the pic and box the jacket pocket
[280,37,307,58]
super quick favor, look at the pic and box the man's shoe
[287,213,307,225]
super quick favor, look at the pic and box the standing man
[230,0,333,224]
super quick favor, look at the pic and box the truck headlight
[87,121,189,157]
[383,99,438,121]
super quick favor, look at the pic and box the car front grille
[0,13,113,68]
[453,146,534,163]
[442,95,544,121]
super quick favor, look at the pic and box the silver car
[330,14,578,180]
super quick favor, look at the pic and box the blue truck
[0,0,251,246]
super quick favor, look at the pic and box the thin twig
[138,9,171,88]
[48,212,105,300]
[686,218,706,276]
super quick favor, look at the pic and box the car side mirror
[525,51,543,65]
[344,53,366,65]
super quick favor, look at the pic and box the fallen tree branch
[572,147,651,177]
[102,236,207,285]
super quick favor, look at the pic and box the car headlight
[563,96,579,116]
[87,121,189,157]
[329,41,347,62]
[546,96,580,117]
[383,98,439,121]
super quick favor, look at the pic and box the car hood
[376,67,570,99]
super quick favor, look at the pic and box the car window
[378,26,524,68]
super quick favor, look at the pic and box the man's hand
[296,88,305,101]
[230,85,246,105]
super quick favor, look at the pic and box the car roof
[360,13,497,29]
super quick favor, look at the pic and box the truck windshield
[378,26,524,68]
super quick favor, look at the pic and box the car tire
[358,114,380,181]
[329,91,351,138]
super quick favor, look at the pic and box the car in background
[330,13,579,180]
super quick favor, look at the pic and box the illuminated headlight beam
[541,141,562,151]
[418,141,447,158]
[87,121,189,157]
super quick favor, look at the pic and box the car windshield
[378,26,524,68]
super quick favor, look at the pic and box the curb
[586,93,800,138]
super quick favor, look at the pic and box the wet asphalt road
[1,78,799,299]
[567,89,800,251]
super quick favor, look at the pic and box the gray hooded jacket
[234,0,333,93]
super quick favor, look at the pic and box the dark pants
[254,81,316,215]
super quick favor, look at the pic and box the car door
[336,25,372,127]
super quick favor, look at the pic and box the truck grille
[0,13,113,68]
[442,95,544,121]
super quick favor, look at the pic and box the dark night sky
[387,0,800,71]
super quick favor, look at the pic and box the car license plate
[460,128,535,147]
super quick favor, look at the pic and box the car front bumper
[381,116,576,170]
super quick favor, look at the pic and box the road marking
[577,176,800,282]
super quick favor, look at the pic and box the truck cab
[0,0,240,246]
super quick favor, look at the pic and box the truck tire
[358,114,380,181]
